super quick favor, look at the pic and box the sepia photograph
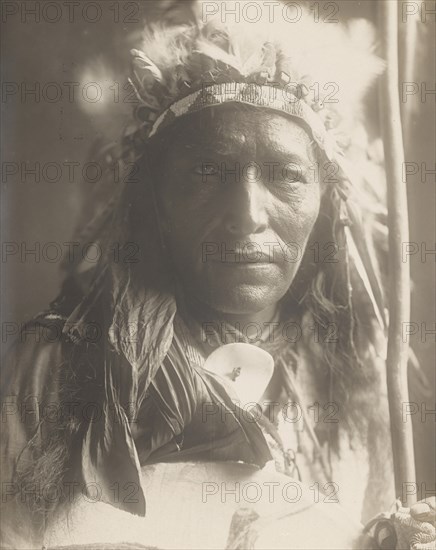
[1,1,435,548]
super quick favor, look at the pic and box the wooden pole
[378,0,417,506]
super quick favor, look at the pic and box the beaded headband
[147,82,338,160]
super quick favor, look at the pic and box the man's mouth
[205,250,278,265]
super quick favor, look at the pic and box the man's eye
[281,163,306,184]
[282,171,303,184]
[193,164,219,177]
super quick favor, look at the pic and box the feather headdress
[127,6,384,148]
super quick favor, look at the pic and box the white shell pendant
[203,343,274,408]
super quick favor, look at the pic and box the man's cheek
[295,184,320,211]
[290,197,321,239]
[274,208,317,246]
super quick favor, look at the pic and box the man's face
[155,106,321,315]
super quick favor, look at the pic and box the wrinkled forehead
[151,104,318,164]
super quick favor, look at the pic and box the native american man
[1,4,434,549]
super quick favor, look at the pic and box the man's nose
[224,175,269,236]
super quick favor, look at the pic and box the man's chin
[198,282,287,317]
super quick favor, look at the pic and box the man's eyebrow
[266,148,307,161]
[268,140,315,165]
[186,148,311,169]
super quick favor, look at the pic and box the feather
[130,49,163,82]
[194,40,242,73]
[345,221,387,333]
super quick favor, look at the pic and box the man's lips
[205,255,280,269]
[206,252,277,264]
